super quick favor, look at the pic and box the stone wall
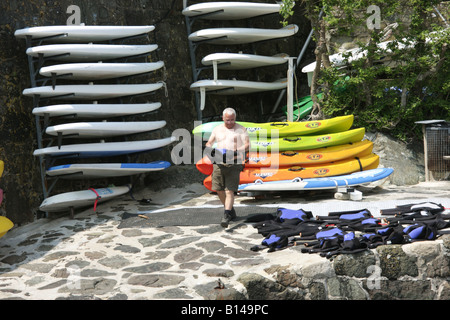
[0,0,312,224]
[233,235,450,300]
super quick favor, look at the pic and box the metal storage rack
[183,0,299,121]
[21,31,162,217]
[183,0,322,122]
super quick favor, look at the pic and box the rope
[89,188,101,212]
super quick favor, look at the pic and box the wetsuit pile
[248,202,450,259]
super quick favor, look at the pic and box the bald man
[205,108,249,227]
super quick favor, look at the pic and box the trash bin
[416,120,450,181]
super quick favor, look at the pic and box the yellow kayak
[0,216,13,238]
[193,115,354,139]
[0,160,4,178]
[250,128,366,152]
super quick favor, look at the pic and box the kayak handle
[281,151,299,157]
[288,167,305,172]
[283,137,301,142]
[270,123,289,127]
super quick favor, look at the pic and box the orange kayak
[196,140,373,175]
[203,153,379,191]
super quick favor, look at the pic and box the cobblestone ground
[0,181,449,300]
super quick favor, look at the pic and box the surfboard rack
[50,72,73,89]
[69,207,75,219]
[183,1,294,121]
[56,132,79,149]
[32,52,72,82]
[183,1,324,121]
[190,35,228,47]
[26,33,68,46]
[191,9,225,20]
[19,26,167,219]
[45,171,84,198]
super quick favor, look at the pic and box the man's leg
[217,190,234,211]
[216,190,234,210]
[217,190,226,206]
[220,190,237,228]
[218,164,241,228]
[224,190,234,211]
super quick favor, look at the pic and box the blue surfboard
[238,168,394,191]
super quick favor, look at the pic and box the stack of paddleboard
[193,114,393,192]
[0,160,14,238]
[183,1,299,110]
[14,25,174,213]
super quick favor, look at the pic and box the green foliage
[305,0,449,141]
[280,0,296,26]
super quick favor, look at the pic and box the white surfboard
[33,137,175,158]
[46,161,171,179]
[45,121,166,138]
[301,40,410,74]
[26,44,158,62]
[301,47,365,75]
[201,53,288,70]
[302,31,442,78]
[190,78,287,95]
[301,40,410,86]
[39,62,164,80]
[39,185,131,212]
[15,25,155,42]
[182,2,281,20]
[23,83,163,100]
[188,24,299,45]
[32,102,161,118]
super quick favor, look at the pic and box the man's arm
[236,127,249,161]
[239,134,249,153]
[205,130,216,148]
[238,127,249,152]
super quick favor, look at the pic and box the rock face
[367,132,425,186]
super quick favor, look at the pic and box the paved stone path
[0,181,449,300]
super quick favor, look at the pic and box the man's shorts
[211,164,244,192]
